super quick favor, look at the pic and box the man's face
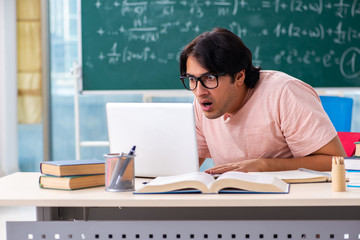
[186,56,246,119]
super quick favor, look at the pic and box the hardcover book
[346,170,360,188]
[39,174,105,190]
[40,160,105,177]
[354,141,360,157]
[344,158,360,170]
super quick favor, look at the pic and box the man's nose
[193,81,209,96]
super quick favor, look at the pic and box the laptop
[106,102,199,177]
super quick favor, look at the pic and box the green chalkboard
[81,0,360,91]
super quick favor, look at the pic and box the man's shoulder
[260,70,298,82]
[256,70,296,93]
[259,70,312,90]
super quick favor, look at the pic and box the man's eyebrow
[185,71,211,77]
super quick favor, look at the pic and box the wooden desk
[3,172,360,239]
[2,172,360,207]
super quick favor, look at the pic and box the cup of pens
[104,146,136,192]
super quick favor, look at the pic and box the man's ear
[235,69,246,86]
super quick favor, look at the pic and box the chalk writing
[340,47,360,78]
[82,0,360,90]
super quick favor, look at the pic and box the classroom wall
[0,0,19,176]
[10,0,360,171]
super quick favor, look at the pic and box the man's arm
[199,158,206,167]
[205,135,346,174]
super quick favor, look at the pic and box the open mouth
[201,101,213,111]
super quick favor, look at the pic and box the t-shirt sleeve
[279,80,337,157]
[193,100,211,159]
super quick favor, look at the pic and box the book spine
[39,163,44,174]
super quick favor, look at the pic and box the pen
[128,145,136,156]
[114,145,136,187]
[109,152,124,189]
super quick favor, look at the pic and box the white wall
[0,0,18,176]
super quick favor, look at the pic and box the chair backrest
[319,96,353,132]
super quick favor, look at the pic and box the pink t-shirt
[194,70,337,166]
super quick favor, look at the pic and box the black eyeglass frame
[180,73,226,91]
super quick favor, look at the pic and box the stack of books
[345,142,360,188]
[39,160,105,190]
[345,158,360,188]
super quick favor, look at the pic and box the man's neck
[223,86,249,120]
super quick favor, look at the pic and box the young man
[179,27,346,174]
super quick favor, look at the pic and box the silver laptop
[106,102,199,177]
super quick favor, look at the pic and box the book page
[148,172,215,187]
[344,158,360,170]
[217,171,276,183]
[211,172,288,193]
[135,172,216,193]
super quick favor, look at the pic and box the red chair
[337,132,360,157]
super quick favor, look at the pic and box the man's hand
[203,135,347,174]
[205,158,267,174]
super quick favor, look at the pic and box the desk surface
[1,172,360,207]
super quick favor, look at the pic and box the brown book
[40,160,105,177]
[354,142,360,158]
[135,172,289,194]
[39,174,105,190]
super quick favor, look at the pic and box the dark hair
[180,27,261,88]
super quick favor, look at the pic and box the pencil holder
[104,153,135,192]
[331,156,346,192]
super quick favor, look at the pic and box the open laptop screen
[106,103,199,177]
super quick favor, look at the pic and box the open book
[255,168,331,183]
[135,171,289,194]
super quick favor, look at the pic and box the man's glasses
[180,73,225,91]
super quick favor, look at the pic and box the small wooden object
[331,156,346,192]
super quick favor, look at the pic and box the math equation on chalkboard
[81,0,360,91]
